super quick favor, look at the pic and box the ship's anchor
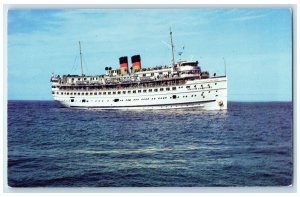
[218,100,224,107]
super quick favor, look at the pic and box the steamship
[50,30,227,110]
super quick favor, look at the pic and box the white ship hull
[52,77,227,110]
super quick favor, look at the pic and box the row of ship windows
[53,83,219,95]
[64,94,219,103]
[52,83,218,89]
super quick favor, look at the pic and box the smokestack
[119,56,128,75]
[131,55,141,73]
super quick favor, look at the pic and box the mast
[170,27,175,66]
[79,41,84,76]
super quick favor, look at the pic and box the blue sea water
[7,101,293,187]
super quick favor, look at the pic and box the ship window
[90,92,93,95]
[143,74,146,77]
[138,90,141,93]
[86,93,88,95]
[154,89,158,92]
[172,95,176,99]
[128,91,131,94]
[123,91,126,94]
[94,92,97,95]
[186,86,190,89]
[113,98,119,102]
[118,91,121,94]
[159,72,163,75]
[166,87,170,91]
[78,78,80,80]
[57,92,59,95]
[103,92,106,95]
[108,92,111,95]
[151,73,154,76]
[67,92,69,95]
[52,91,54,94]
[215,83,217,85]
[133,90,136,93]
[74,93,76,95]
[143,89,147,93]
[71,99,74,102]
[172,87,176,90]
[82,99,86,102]
[149,89,152,92]
[160,88,164,91]
[113,91,116,95]
[70,92,73,95]
[84,78,87,80]
[99,92,102,95]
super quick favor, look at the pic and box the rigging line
[71,55,78,72]
[83,56,89,73]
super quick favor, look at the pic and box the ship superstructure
[50,30,227,110]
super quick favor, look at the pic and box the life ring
[218,100,224,107]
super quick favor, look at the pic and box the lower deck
[51,77,227,110]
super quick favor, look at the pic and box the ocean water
[7,101,293,187]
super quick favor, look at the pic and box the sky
[7,8,292,101]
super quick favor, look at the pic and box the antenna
[79,41,84,76]
[223,57,227,76]
[169,27,175,66]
